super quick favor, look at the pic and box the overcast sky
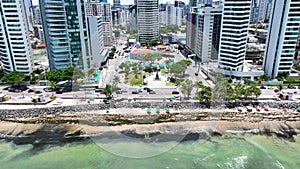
[32,0,189,5]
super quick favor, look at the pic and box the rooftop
[132,49,152,55]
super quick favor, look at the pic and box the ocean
[0,135,298,169]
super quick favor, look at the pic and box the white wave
[276,160,285,169]
[218,155,248,169]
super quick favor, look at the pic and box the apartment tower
[263,0,300,78]
[0,0,34,74]
[137,0,159,45]
[218,0,252,75]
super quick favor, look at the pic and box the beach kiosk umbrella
[133,97,137,102]
[170,96,174,101]
[125,60,130,65]
[146,108,151,114]
[159,63,165,69]
[156,108,161,113]
[163,96,167,102]
[106,108,110,113]
[103,98,107,102]
[297,106,300,112]
[166,107,170,113]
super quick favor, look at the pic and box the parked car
[260,86,266,89]
[14,89,22,93]
[28,89,35,93]
[35,91,42,94]
[132,90,139,94]
[195,73,199,76]
[149,90,156,94]
[8,87,15,92]
[172,91,180,95]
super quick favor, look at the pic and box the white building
[263,0,300,78]
[165,3,182,27]
[196,6,222,63]
[0,0,34,75]
[258,0,273,21]
[85,1,112,46]
[87,16,106,67]
[137,0,159,44]
[33,5,42,24]
[218,0,252,76]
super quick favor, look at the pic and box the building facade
[263,0,300,78]
[258,0,273,21]
[196,6,222,63]
[40,0,90,71]
[0,0,34,74]
[218,0,252,75]
[87,16,105,67]
[186,7,197,51]
[165,3,183,27]
[85,1,112,46]
[250,0,259,23]
[137,0,159,45]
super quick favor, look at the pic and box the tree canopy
[46,67,85,82]
[103,84,112,98]
[2,71,26,86]
[170,61,187,76]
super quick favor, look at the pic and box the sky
[32,0,189,5]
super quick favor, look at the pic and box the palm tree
[112,76,120,94]
[195,81,203,93]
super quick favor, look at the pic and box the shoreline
[1,107,300,145]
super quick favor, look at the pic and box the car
[298,86,300,89]
[149,90,156,94]
[28,89,35,93]
[138,89,143,93]
[260,86,266,89]
[14,89,22,93]
[3,87,9,90]
[288,86,296,89]
[8,87,15,92]
[131,90,139,94]
[95,89,103,93]
[172,91,180,95]
[195,73,199,76]
[43,88,53,92]
[35,91,42,94]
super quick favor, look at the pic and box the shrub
[50,95,56,99]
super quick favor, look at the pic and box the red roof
[132,49,152,55]
[37,44,46,47]
[156,45,166,49]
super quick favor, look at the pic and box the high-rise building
[189,0,198,7]
[33,6,42,24]
[218,0,252,75]
[40,0,90,71]
[137,0,159,44]
[87,16,105,67]
[0,0,34,74]
[165,3,183,27]
[186,7,197,51]
[85,1,112,46]
[250,0,259,23]
[258,0,273,21]
[263,0,300,78]
[196,6,222,63]
[113,0,121,8]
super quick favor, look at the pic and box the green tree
[260,74,269,81]
[195,81,203,93]
[88,68,96,77]
[2,71,26,86]
[64,67,85,82]
[103,84,112,98]
[180,60,192,67]
[197,86,212,102]
[286,77,296,86]
[170,61,187,77]
[49,81,57,89]
[249,84,261,99]
[179,79,194,99]
[113,30,120,37]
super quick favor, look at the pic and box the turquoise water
[0,135,299,169]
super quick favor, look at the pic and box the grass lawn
[127,72,143,86]
[166,82,177,86]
